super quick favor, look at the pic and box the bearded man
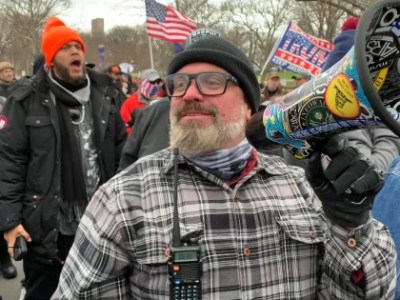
[0,61,15,98]
[53,36,395,299]
[0,17,126,300]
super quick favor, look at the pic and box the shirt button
[243,247,251,257]
[164,248,170,259]
[308,231,317,239]
[347,238,357,249]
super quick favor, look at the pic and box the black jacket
[119,98,170,171]
[0,82,10,98]
[0,68,126,261]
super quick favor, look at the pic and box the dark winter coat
[0,67,126,262]
[118,98,170,171]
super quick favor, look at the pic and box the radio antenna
[172,148,181,247]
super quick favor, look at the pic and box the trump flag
[265,22,333,76]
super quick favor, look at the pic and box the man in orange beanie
[0,16,126,300]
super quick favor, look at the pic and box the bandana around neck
[48,71,91,104]
[184,138,254,181]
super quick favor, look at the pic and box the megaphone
[248,0,400,159]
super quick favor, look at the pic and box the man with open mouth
[0,16,126,300]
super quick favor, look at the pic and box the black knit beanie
[167,36,260,114]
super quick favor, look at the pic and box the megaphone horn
[251,0,400,159]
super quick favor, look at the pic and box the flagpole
[259,58,270,81]
[148,36,154,69]
[260,35,282,78]
[260,22,291,79]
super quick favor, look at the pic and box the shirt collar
[255,152,291,176]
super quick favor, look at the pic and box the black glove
[306,135,384,228]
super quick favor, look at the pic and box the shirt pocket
[25,115,54,149]
[275,215,324,244]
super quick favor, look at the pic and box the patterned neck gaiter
[184,138,254,180]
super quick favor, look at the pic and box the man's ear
[245,101,252,121]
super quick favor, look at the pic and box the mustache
[175,103,218,120]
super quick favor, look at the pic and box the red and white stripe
[146,2,196,43]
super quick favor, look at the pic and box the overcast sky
[59,0,170,31]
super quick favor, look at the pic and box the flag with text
[265,22,333,75]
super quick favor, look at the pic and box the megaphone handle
[307,135,347,158]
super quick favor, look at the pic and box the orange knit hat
[41,17,86,68]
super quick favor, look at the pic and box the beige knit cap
[0,62,14,72]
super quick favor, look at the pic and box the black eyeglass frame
[166,72,239,97]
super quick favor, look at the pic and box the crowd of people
[0,11,399,300]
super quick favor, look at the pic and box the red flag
[145,0,196,43]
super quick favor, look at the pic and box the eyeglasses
[150,79,163,85]
[166,72,238,97]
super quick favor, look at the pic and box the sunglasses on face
[150,79,163,85]
[166,72,238,97]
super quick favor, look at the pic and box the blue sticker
[263,103,305,149]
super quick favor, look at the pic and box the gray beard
[170,108,246,157]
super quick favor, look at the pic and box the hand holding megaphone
[247,0,400,159]
[305,134,384,227]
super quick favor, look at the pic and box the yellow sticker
[325,73,360,119]
[373,67,388,91]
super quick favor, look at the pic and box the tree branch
[295,0,364,16]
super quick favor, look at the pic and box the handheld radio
[168,148,202,300]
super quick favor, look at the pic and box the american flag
[145,0,197,43]
[140,79,161,99]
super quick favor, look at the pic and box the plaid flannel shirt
[52,148,396,300]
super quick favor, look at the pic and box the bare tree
[1,0,380,77]
[294,0,378,16]
[0,0,70,74]
[105,25,148,70]
[173,0,221,28]
[0,15,13,58]
[218,0,293,73]
[289,1,344,41]
[82,23,174,74]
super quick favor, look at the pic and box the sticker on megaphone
[258,1,400,159]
